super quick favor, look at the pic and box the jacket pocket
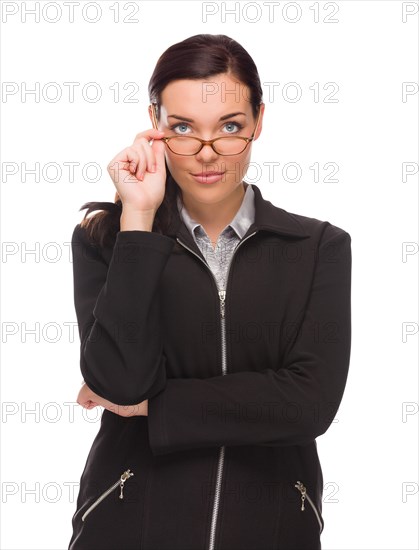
[294,480,324,534]
[82,469,134,522]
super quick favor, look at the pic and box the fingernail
[151,164,156,172]
[139,173,144,181]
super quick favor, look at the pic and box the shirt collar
[176,183,255,240]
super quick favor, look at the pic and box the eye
[169,120,245,135]
[223,121,244,134]
[169,123,191,135]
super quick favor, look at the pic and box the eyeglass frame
[149,101,262,156]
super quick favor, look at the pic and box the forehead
[160,74,252,118]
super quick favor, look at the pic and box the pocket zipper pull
[294,480,306,511]
[82,468,135,522]
[119,469,134,500]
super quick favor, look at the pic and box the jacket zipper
[81,469,134,522]
[176,230,258,550]
[294,481,324,533]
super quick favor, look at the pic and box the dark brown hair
[78,34,263,248]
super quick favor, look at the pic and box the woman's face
[150,72,264,208]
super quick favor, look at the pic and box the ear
[253,102,265,141]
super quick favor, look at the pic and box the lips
[192,172,224,177]
[190,171,226,184]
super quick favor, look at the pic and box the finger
[132,136,164,178]
[121,143,149,181]
[107,155,138,186]
[135,141,155,180]
[143,138,159,174]
[132,128,165,146]
[118,147,144,182]
[124,148,141,175]
[151,139,166,172]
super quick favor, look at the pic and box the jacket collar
[165,182,310,253]
[176,182,256,241]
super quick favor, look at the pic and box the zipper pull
[294,481,306,511]
[219,290,226,318]
[119,469,134,500]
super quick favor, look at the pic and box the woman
[68,34,351,550]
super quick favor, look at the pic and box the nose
[194,142,220,164]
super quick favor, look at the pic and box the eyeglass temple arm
[150,103,158,130]
[250,104,262,139]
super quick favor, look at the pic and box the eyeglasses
[149,102,262,156]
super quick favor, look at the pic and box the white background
[0,1,418,548]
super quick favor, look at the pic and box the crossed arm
[71,222,352,456]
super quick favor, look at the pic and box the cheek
[165,153,189,173]
[241,149,252,167]
[224,151,252,179]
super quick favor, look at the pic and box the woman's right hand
[107,128,167,213]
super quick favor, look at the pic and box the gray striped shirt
[176,183,256,292]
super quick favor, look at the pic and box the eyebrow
[167,112,247,122]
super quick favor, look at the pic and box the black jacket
[68,183,352,550]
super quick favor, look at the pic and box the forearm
[72,223,175,405]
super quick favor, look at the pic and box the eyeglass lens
[167,137,247,156]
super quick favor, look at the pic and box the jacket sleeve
[71,223,175,405]
[147,226,352,455]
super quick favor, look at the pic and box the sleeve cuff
[116,230,175,256]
